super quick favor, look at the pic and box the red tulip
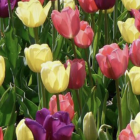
[96,43,129,79]
[78,0,98,13]
[74,21,94,48]
[129,39,140,66]
[22,0,44,5]
[51,7,80,38]
[64,59,86,89]
[0,128,3,140]
[131,9,140,32]
[49,92,74,120]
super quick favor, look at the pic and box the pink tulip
[78,0,98,13]
[51,7,80,38]
[49,92,74,120]
[129,39,140,67]
[74,21,94,48]
[96,43,129,79]
[64,59,86,89]
[0,128,3,140]
[119,124,140,140]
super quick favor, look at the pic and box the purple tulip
[0,0,18,18]
[25,108,74,140]
[94,0,116,10]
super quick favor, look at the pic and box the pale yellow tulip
[0,56,5,86]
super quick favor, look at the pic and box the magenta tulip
[74,21,94,48]
[51,7,80,39]
[78,0,98,13]
[64,59,86,89]
[96,43,129,79]
[129,39,140,66]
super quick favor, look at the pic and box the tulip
[51,7,80,38]
[128,66,140,95]
[22,0,44,5]
[63,0,75,9]
[25,108,74,140]
[16,0,51,27]
[0,56,5,86]
[96,43,129,80]
[49,92,74,120]
[121,0,140,11]
[94,0,116,10]
[83,112,98,140]
[102,7,114,14]
[0,127,3,140]
[131,9,140,32]
[130,112,140,138]
[64,59,86,89]
[0,0,17,18]
[24,44,53,73]
[16,119,34,140]
[41,61,70,93]
[74,21,94,48]
[119,124,140,140]
[129,39,140,66]
[118,18,140,43]
[78,0,98,13]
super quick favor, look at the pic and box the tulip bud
[0,127,3,140]
[24,44,53,73]
[102,7,114,14]
[0,56,5,86]
[64,0,75,9]
[83,112,98,140]
[41,61,70,93]
[128,66,140,95]
[16,119,34,140]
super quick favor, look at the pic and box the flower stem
[56,94,60,111]
[104,10,108,44]
[115,79,122,131]
[33,27,39,43]
[37,73,42,106]
[58,0,61,11]
[76,90,82,114]
[71,39,77,58]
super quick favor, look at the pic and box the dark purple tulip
[0,0,18,18]
[94,0,116,10]
[25,108,74,140]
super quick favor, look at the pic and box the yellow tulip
[24,44,53,73]
[0,56,5,86]
[128,66,140,95]
[16,0,51,27]
[64,0,75,9]
[118,18,140,43]
[41,61,70,94]
[102,7,114,14]
[130,112,140,137]
[16,119,34,140]
[121,0,140,11]
[83,112,98,140]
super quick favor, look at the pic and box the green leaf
[72,132,81,140]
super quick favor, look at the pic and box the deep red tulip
[129,39,140,66]
[96,43,129,80]
[131,9,140,32]
[64,59,86,89]
[51,7,80,38]
[94,0,116,10]
[0,128,3,140]
[74,21,94,48]
[49,92,74,120]
[22,0,44,5]
[78,0,98,13]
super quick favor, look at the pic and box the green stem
[58,0,61,11]
[91,13,95,31]
[113,0,118,40]
[71,39,77,58]
[115,79,122,131]
[76,90,82,114]
[56,94,60,111]
[104,10,108,44]
[33,27,39,43]
[37,73,42,105]
[85,48,93,87]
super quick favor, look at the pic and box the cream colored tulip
[16,119,34,140]
[41,61,70,94]
[0,56,5,86]
[130,112,140,138]
[16,0,51,27]
[102,7,114,14]
[64,0,75,9]
[24,44,53,73]
[121,0,140,11]
[118,18,140,43]
[128,66,140,95]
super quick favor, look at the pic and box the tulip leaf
[72,132,81,140]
